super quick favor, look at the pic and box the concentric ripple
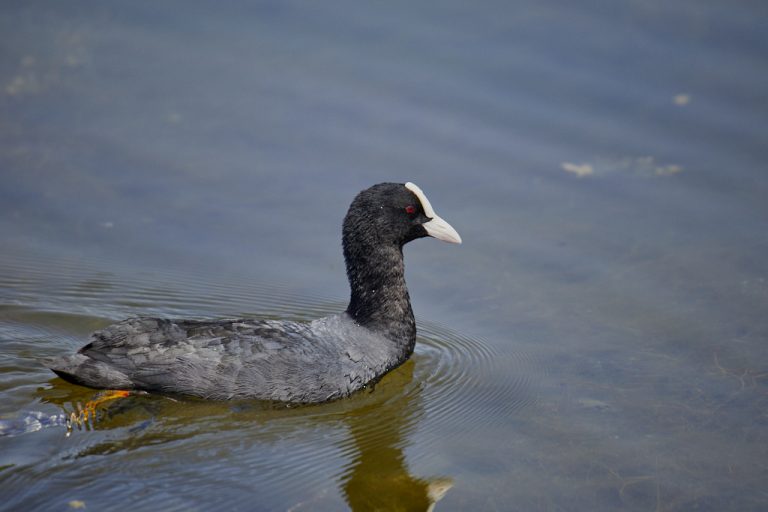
[0,248,542,434]
[0,247,544,508]
[415,320,541,432]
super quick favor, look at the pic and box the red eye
[405,205,416,214]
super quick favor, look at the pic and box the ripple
[1,248,543,434]
[0,248,338,322]
[411,321,540,443]
[0,247,544,508]
[0,246,541,430]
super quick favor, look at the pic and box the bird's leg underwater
[66,389,132,432]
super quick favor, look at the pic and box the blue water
[1,1,767,510]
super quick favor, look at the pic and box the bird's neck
[344,243,416,350]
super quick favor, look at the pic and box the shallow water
[1,1,767,510]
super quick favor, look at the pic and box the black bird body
[48,182,461,403]
[54,315,403,402]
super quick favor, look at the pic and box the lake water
[1,1,767,510]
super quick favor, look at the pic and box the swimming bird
[47,182,461,403]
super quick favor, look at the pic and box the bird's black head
[342,182,462,250]
[342,182,461,333]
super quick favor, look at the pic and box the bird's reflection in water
[338,359,453,511]
[343,445,453,512]
[36,355,453,511]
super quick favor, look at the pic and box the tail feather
[46,354,133,390]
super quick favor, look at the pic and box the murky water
[2,1,767,510]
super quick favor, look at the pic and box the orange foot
[67,390,132,432]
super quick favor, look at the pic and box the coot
[48,182,461,403]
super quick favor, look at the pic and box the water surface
[1,1,767,510]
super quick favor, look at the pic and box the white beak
[423,214,462,244]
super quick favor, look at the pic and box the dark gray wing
[75,317,344,401]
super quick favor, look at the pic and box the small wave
[0,411,69,437]
[1,246,543,508]
[415,320,540,437]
